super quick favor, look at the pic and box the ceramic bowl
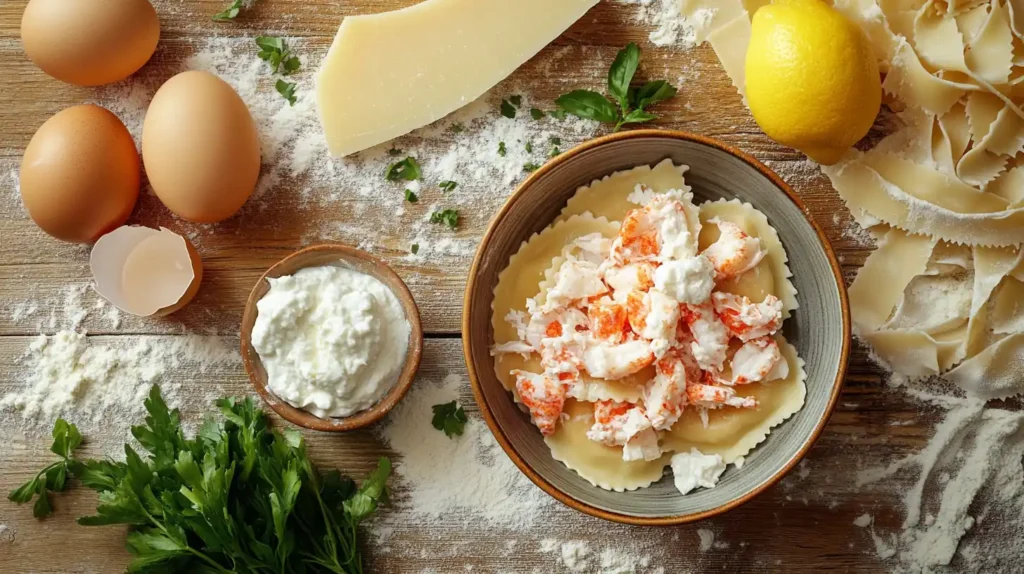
[462,130,850,524]
[241,244,423,432]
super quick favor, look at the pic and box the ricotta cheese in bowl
[241,244,423,431]
[251,265,411,418]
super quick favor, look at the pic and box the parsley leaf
[500,99,517,119]
[509,94,523,107]
[275,79,297,105]
[549,145,561,158]
[411,243,420,254]
[498,141,507,157]
[7,418,82,518]
[550,136,562,146]
[404,189,419,203]
[523,162,541,172]
[530,108,545,120]
[255,36,300,75]
[431,401,468,438]
[439,180,457,193]
[386,156,422,182]
[10,386,393,572]
[429,209,459,230]
[213,0,245,20]
[554,43,676,132]
[525,141,533,153]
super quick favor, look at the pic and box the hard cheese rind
[315,0,599,157]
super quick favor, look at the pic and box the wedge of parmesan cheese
[315,0,599,157]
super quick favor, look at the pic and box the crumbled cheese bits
[688,0,1024,398]
[492,162,806,492]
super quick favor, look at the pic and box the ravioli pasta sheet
[491,158,806,491]
[687,0,1024,397]
[546,400,671,492]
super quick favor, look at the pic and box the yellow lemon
[745,0,881,165]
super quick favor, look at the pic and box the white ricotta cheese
[670,448,727,495]
[251,265,410,418]
[654,254,715,304]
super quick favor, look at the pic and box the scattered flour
[375,373,555,526]
[0,330,239,432]
[538,537,660,574]
[620,0,715,49]
[696,528,715,552]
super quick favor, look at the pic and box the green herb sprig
[256,36,301,75]
[276,79,297,106]
[9,387,392,573]
[554,43,677,131]
[429,209,459,230]
[386,156,422,182]
[7,419,81,518]
[213,0,247,21]
[431,401,467,438]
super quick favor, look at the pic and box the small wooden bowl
[241,244,423,432]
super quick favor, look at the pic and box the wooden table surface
[0,1,962,573]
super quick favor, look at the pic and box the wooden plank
[1,336,915,573]
[0,27,855,336]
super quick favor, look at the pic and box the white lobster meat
[581,339,656,380]
[680,302,730,371]
[542,260,608,312]
[625,289,680,358]
[512,370,566,436]
[731,337,788,385]
[645,351,689,430]
[703,218,766,280]
[712,292,783,342]
[587,400,662,462]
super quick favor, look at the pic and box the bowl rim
[461,129,851,525]
[241,243,424,432]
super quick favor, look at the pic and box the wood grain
[0,0,943,572]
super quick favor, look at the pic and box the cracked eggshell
[91,226,203,317]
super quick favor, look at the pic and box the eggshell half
[142,71,261,223]
[20,105,140,243]
[91,226,203,317]
[20,0,159,86]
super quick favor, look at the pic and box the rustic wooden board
[0,1,941,573]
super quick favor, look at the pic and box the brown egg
[142,71,261,223]
[20,105,140,243]
[20,0,159,86]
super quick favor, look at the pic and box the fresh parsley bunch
[9,386,391,574]
[555,43,677,131]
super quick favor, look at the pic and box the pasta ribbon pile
[687,0,1024,397]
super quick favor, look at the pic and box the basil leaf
[615,109,658,131]
[608,42,640,112]
[554,90,618,124]
[635,80,678,110]
[530,108,545,120]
